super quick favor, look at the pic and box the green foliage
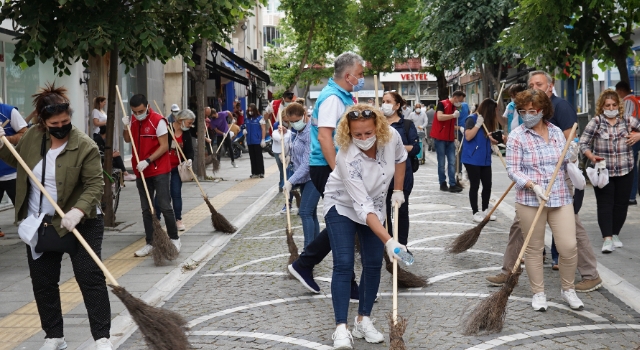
[0,0,255,74]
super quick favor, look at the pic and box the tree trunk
[614,53,630,85]
[480,64,490,100]
[287,18,316,91]
[102,46,119,227]
[195,38,207,180]
[302,82,311,103]
[436,69,448,100]
[585,52,596,120]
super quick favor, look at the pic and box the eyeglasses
[347,109,375,120]
[42,103,69,114]
[518,109,540,115]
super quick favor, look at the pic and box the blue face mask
[349,74,365,92]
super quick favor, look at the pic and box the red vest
[130,107,171,178]
[430,99,456,141]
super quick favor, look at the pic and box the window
[263,26,281,47]
[267,0,281,13]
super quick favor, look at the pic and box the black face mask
[49,122,72,139]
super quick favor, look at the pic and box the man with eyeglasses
[288,52,364,305]
[122,94,180,257]
[486,71,602,293]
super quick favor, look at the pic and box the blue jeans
[299,181,321,249]
[325,206,383,325]
[154,167,183,220]
[630,143,640,200]
[434,139,456,186]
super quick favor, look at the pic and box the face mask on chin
[134,108,148,121]
[180,121,191,131]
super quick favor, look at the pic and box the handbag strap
[38,133,46,216]
[171,123,183,163]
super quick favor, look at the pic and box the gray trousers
[136,172,179,244]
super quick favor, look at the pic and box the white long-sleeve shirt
[323,127,407,225]
[272,127,291,154]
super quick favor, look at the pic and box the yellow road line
[0,165,277,350]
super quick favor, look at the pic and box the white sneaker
[95,338,113,350]
[231,162,238,168]
[472,212,485,223]
[332,324,353,349]
[612,235,623,248]
[176,220,186,231]
[123,173,137,181]
[602,239,615,253]
[39,338,67,350]
[561,289,584,310]
[172,238,181,253]
[483,209,497,221]
[134,244,153,257]
[351,316,384,343]
[531,292,548,311]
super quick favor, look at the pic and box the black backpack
[402,119,420,173]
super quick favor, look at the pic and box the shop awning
[192,53,250,86]
[212,42,270,84]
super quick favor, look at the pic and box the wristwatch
[145,158,151,164]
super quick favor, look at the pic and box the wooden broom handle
[482,123,507,169]
[115,85,155,214]
[1,135,119,286]
[153,101,209,200]
[392,202,399,324]
[277,107,292,230]
[484,181,515,219]
[204,124,215,156]
[215,131,229,154]
[511,123,578,273]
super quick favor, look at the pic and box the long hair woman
[462,98,499,222]
[323,104,408,348]
[92,96,107,143]
[0,84,112,349]
[579,89,640,253]
[506,89,583,312]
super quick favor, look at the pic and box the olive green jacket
[0,126,104,237]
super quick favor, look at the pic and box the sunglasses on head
[347,109,375,120]
[42,103,69,114]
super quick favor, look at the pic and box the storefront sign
[379,72,436,82]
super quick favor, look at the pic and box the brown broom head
[110,285,191,350]
[387,312,408,350]
[286,227,299,264]
[211,156,220,173]
[383,251,428,288]
[204,196,237,233]
[291,190,301,208]
[447,217,489,254]
[151,216,179,266]
[461,266,522,335]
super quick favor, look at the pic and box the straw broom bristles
[204,196,237,233]
[383,250,428,288]
[151,216,180,266]
[387,312,408,350]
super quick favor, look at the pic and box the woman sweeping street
[282,102,319,249]
[506,89,583,311]
[323,104,408,349]
[154,109,195,232]
[245,103,266,178]
[463,98,500,223]
[0,84,113,349]
[579,89,640,253]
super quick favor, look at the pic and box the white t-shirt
[28,142,67,216]
[155,119,168,137]
[272,128,291,154]
[92,109,107,134]
[0,108,28,181]
[318,95,346,129]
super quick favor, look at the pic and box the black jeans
[593,171,633,238]
[217,134,234,162]
[113,155,127,173]
[385,188,410,246]
[464,163,492,214]
[297,166,333,269]
[136,172,179,244]
[0,178,16,204]
[248,144,264,175]
[27,216,111,340]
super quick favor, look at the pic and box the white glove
[185,159,192,168]
[260,139,266,148]
[283,180,292,194]
[122,115,130,126]
[475,115,484,128]
[137,159,150,172]
[229,131,235,139]
[243,129,247,135]
[453,110,460,118]
[568,142,580,163]
[391,190,405,207]
[459,126,465,134]
[598,168,609,188]
[0,127,5,148]
[385,238,407,261]
[532,184,549,202]
[60,208,84,231]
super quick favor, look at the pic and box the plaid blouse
[506,122,572,207]
[579,114,640,177]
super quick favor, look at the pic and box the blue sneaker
[349,280,359,303]
[288,260,320,293]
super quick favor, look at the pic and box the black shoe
[349,280,359,303]
[630,199,637,205]
[279,187,283,193]
[449,184,463,193]
[288,260,320,293]
[440,183,449,191]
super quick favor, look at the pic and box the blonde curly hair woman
[322,103,408,348]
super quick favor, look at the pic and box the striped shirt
[623,95,640,119]
[579,114,640,177]
[506,122,572,207]
[287,120,312,185]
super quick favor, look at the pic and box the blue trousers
[299,181,320,249]
[325,206,383,325]
[434,139,456,186]
[154,167,183,220]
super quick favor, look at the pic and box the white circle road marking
[190,330,333,350]
[225,254,289,272]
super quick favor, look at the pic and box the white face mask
[453,102,462,107]
[180,121,190,131]
[415,108,422,114]
[603,109,618,118]
[380,103,395,117]
[522,111,544,128]
[353,135,377,151]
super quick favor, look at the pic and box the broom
[204,126,220,173]
[116,86,178,266]
[278,107,298,264]
[462,123,577,335]
[447,181,515,254]
[382,205,427,288]
[1,135,190,350]
[388,202,408,350]
[454,110,465,188]
[156,101,237,234]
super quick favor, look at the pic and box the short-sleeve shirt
[0,109,28,181]
[503,101,522,133]
[92,109,107,134]
[549,95,577,131]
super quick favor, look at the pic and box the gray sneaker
[612,235,623,248]
[231,162,238,168]
[602,239,614,253]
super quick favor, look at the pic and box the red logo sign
[400,73,430,81]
